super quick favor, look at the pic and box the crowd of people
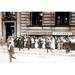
[7,35,75,51]
[7,35,55,50]
[6,35,75,62]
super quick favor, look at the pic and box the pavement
[0,45,75,63]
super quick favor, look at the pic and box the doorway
[5,22,14,40]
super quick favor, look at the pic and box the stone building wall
[1,12,75,42]
[19,12,75,36]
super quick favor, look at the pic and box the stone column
[0,12,2,38]
[17,12,20,37]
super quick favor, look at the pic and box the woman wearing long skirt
[24,37,27,48]
[42,37,46,49]
[35,37,38,48]
[50,37,55,50]
[31,37,35,48]
[45,37,53,53]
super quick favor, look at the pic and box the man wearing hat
[7,40,16,62]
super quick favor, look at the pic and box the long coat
[26,38,31,48]
[18,38,22,48]
[45,39,50,49]
[8,44,14,55]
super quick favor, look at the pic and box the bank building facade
[0,12,75,42]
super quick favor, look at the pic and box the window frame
[31,12,43,27]
[55,12,70,27]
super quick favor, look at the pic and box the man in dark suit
[8,42,16,62]
[26,37,31,50]
[65,37,71,53]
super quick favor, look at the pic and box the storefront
[0,12,75,44]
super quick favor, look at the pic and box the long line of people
[7,36,55,50]
[7,35,75,53]
[14,36,55,50]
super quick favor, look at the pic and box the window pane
[32,12,42,26]
[55,12,69,26]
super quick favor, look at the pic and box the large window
[32,12,42,26]
[55,12,70,26]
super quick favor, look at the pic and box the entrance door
[5,22,14,40]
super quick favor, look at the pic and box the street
[0,46,75,63]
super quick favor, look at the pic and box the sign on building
[53,32,72,35]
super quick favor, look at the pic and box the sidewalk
[0,45,75,56]
[0,46,75,63]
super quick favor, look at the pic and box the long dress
[35,39,38,48]
[31,37,35,48]
[57,39,60,49]
[42,38,45,49]
[45,39,50,49]
[50,38,55,50]
[24,38,27,48]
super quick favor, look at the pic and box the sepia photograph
[0,12,75,63]
[0,0,75,75]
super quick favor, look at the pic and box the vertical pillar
[42,12,55,26]
[17,12,20,37]
[0,12,2,38]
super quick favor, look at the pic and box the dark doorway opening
[5,22,14,40]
